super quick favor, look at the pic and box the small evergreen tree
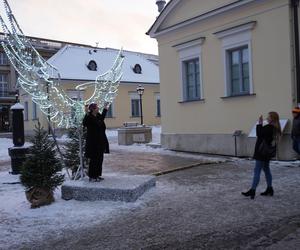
[20,122,64,208]
[63,127,87,179]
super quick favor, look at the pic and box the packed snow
[0,138,31,164]
[0,125,299,248]
[0,171,153,249]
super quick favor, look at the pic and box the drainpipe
[292,0,300,105]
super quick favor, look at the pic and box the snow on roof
[47,45,160,84]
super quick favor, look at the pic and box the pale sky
[0,0,168,55]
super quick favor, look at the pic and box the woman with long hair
[242,112,281,199]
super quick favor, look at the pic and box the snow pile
[150,125,161,144]
[106,128,118,138]
[0,138,31,164]
[0,138,13,163]
[56,134,71,143]
[0,171,148,249]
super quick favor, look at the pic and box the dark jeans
[88,153,104,179]
[251,160,272,189]
[292,138,300,154]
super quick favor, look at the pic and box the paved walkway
[15,159,300,250]
[103,148,220,175]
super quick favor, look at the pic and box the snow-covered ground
[0,171,152,249]
[1,125,300,248]
[0,139,31,164]
[0,138,12,163]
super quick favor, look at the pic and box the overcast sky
[0,0,167,55]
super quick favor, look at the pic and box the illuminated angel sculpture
[0,0,124,129]
[0,0,124,179]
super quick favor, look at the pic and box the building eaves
[146,0,176,35]
[147,0,257,38]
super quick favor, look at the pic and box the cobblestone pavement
[0,146,221,176]
[17,159,300,250]
[103,148,218,175]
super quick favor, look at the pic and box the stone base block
[161,133,296,160]
[118,126,152,145]
[8,146,30,175]
[61,174,156,202]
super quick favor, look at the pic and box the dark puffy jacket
[292,115,300,139]
[253,124,275,161]
[83,109,109,158]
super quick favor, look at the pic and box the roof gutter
[292,0,300,104]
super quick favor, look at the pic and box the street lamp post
[136,84,144,125]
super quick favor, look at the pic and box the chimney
[156,0,166,13]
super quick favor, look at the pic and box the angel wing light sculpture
[0,0,124,129]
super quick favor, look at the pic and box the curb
[152,161,220,176]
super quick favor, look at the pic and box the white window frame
[106,102,115,118]
[32,101,38,120]
[174,38,205,102]
[0,73,8,97]
[215,22,256,97]
[0,52,8,65]
[66,89,84,101]
[129,92,140,117]
[24,101,29,121]
[154,93,161,117]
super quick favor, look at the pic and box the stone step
[61,174,156,202]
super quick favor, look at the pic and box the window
[174,37,204,102]
[0,52,8,65]
[0,74,8,97]
[87,60,97,71]
[133,64,142,74]
[214,21,255,97]
[156,99,161,117]
[32,102,37,120]
[131,99,140,117]
[227,46,250,95]
[106,104,113,118]
[24,101,28,121]
[183,58,200,100]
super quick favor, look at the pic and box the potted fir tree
[20,122,64,208]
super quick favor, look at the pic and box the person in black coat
[242,112,281,199]
[83,103,110,182]
[291,107,300,155]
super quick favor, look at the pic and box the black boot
[261,187,274,196]
[242,189,256,199]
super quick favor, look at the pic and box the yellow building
[21,46,160,134]
[148,0,300,160]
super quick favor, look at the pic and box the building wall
[160,0,235,30]
[156,0,295,159]
[22,82,160,135]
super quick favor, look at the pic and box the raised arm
[100,102,110,120]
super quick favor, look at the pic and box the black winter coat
[83,109,109,158]
[292,115,300,139]
[253,124,275,161]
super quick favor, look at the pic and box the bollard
[8,103,29,174]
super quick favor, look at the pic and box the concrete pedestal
[118,126,152,145]
[8,146,30,174]
[61,174,156,202]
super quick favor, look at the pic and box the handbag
[258,140,276,159]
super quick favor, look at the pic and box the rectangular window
[106,104,113,118]
[32,102,37,120]
[156,99,161,117]
[24,101,28,121]
[228,46,250,96]
[183,58,200,101]
[0,74,8,97]
[0,52,8,65]
[131,99,140,117]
